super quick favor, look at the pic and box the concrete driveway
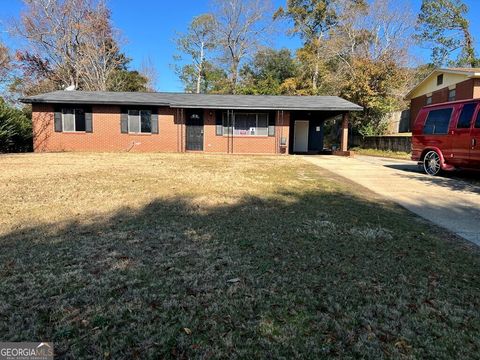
[303,155,480,246]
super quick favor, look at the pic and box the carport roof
[20,91,363,111]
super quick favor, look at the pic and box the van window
[457,103,477,129]
[423,108,453,135]
[476,112,480,128]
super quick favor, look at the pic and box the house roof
[20,91,363,111]
[405,67,480,100]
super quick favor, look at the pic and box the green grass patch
[351,147,412,160]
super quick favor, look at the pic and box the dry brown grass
[0,153,479,359]
[0,153,311,236]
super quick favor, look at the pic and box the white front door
[294,120,309,152]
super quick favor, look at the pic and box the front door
[186,110,204,151]
[294,120,309,153]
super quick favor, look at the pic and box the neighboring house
[406,68,480,129]
[21,91,361,155]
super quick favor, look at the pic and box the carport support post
[340,113,349,152]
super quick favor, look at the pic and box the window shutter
[151,110,159,134]
[121,109,128,133]
[216,113,223,136]
[54,108,62,132]
[268,114,275,136]
[85,108,93,132]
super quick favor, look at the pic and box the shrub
[0,99,32,152]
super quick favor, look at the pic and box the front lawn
[0,153,479,359]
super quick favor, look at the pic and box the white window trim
[128,109,152,134]
[62,108,85,133]
[222,112,269,137]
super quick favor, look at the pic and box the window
[423,108,453,135]
[457,103,477,129]
[448,89,456,102]
[62,108,85,132]
[221,112,270,136]
[128,110,151,133]
[475,111,480,128]
[437,74,443,86]
[426,96,432,105]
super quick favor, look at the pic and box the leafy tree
[175,14,217,93]
[106,70,149,92]
[238,48,298,94]
[178,62,227,94]
[340,56,409,135]
[416,0,478,67]
[275,0,366,92]
[0,98,32,152]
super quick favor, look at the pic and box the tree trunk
[196,41,205,94]
[463,27,477,68]
[312,33,323,92]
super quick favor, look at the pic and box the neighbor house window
[128,110,152,133]
[423,108,453,135]
[457,103,477,129]
[437,74,443,86]
[62,108,85,132]
[221,112,270,136]
[448,89,456,102]
[426,96,432,105]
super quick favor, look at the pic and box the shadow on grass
[0,189,479,359]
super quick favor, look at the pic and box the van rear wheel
[423,150,441,176]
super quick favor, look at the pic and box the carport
[289,111,353,155]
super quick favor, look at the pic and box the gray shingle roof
[20,90,363,111]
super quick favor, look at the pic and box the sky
[1,0,480,92]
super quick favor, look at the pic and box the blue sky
[1,0,480,91]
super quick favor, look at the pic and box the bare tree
[0,42,11,85]
[140,56,158,92]
[12,0,126,91]
[175,14,216,93]
[212,0,273,93]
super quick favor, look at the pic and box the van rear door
[450,103,477,166]
[471,111,480,167]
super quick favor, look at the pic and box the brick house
[21,91,361,155]
[406,68,480,129]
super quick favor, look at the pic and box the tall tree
[275,0,365,92]
[326,0,414,134]
[175,14,217,93]
[238,48,298,94]
[212,0,274,93]
[416,0,478,67]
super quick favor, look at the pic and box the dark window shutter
[268,114,275,136]
[151,110,159,134]
[216,113,223,136]
[85,108,93,132]
[54,108,63,132]
[121,109,128,133]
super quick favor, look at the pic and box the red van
[412,99,480,175]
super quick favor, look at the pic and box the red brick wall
[32,104,291,154]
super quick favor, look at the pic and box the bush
[0,99,32,152]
